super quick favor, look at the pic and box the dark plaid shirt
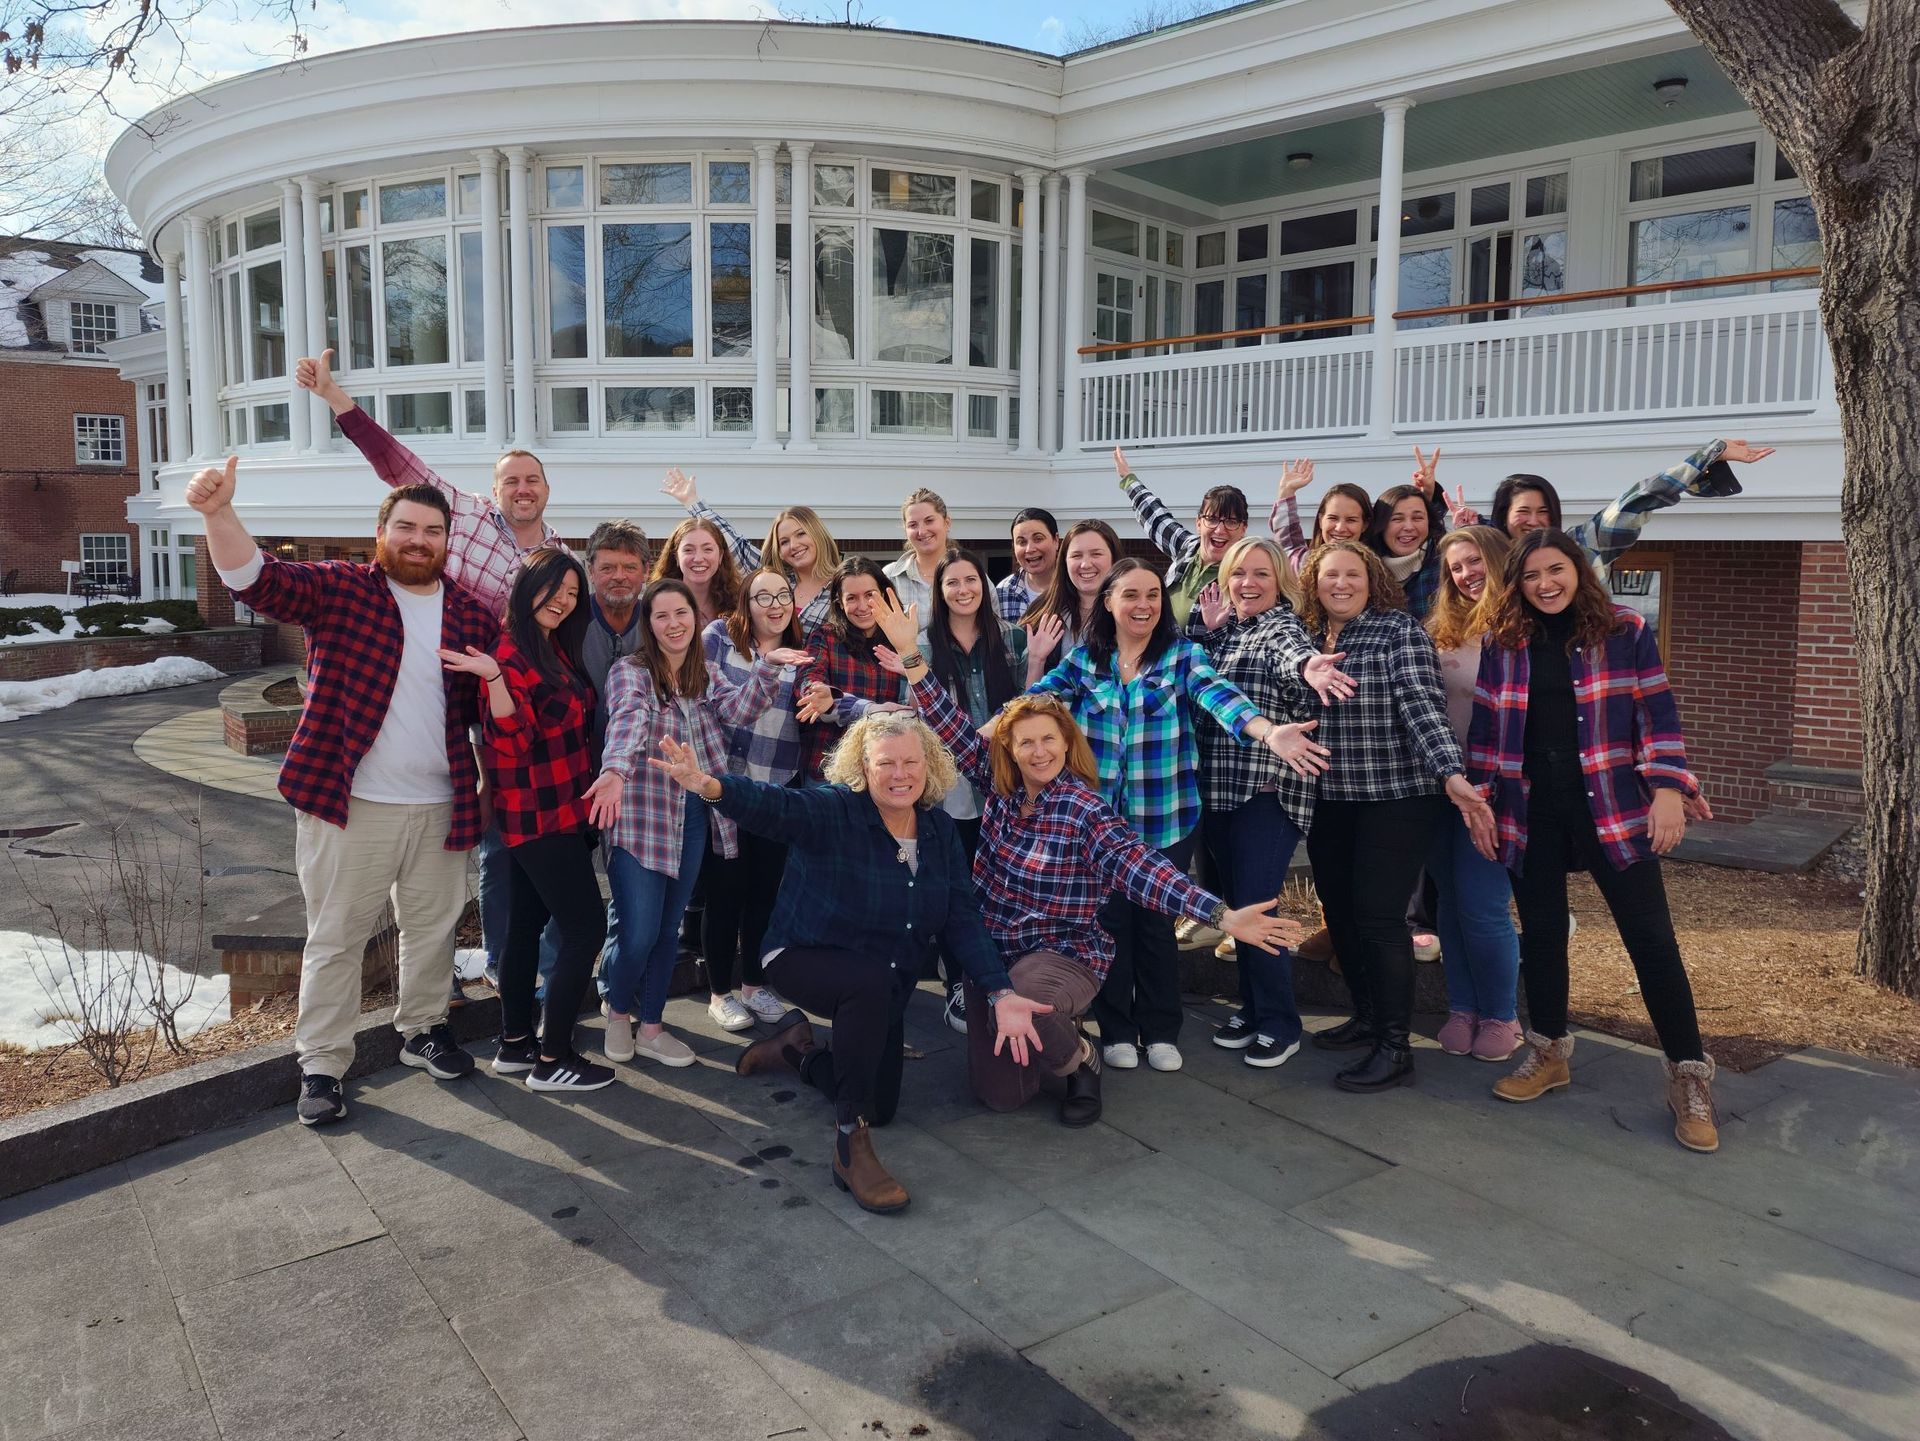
[794,627,908,779]
[1303,606,1463,802]
[712,775,1012,995]
[229,554,498,849]
[480,636,595,847]
[1198,606,1320,832]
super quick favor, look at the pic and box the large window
[1623,136,1814,297]
[74,413,126,465]
[382,238,450,366]
[69,301,120,353]
[602,223,694,358]
[80,533,131,580]
[872,228,954,365]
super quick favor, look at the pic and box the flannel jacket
[480,636,596,847]
[1119,471,1216,632]
[1303,606,1464,803]
[882,552,938,618]
[339,407,565,620]
[994,571,1040,626]
[712,775,1012,994]
[794,627,909,779]
[688,500,834,635]
[1197,606,1320,832]
[1272,495,1312,569]
[915,678,1222,979]
[1569,440,1736,575]
[229,553,497,849]
[702,619,806,785]
[1467,607,1699,873]
[1027,636,1260,851]
[599,656,779,876]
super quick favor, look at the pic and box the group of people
[182,343,1770,1214]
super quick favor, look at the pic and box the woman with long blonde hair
[659,466,843,635]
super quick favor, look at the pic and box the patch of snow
[454,947,490,981]
[0,248,65,347]
[132,617,178,635]
[0,656,223,722]
[0,593,88,611]
[78,249,163,302]
[0,616,84,647]
[0,929,230,1051]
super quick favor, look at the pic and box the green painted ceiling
[1120,48,1749,207]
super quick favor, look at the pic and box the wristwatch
[986,988,1015,1007]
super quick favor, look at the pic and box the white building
[102,0,1859,824]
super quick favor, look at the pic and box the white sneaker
[1145,1042,1184,1072]
[740,988,789,1025]
[1102,1042,1140,1070]
[603,1011,636,1063]
[707,994,754,1032]
[634,1028,697,1068]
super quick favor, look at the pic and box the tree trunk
[1667,0,1920,996]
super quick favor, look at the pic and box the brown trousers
[965,951,1101,1113]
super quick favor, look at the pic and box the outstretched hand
[583,771,623,829]
[437,645,500,681]
[989,993,1054,1067]
[1220,900,1305,957]
[874,591,922,654]
[762,646,812,669]
[795,681,835,723]
[1276,458,1314,503]
[185,456,239,515]
[1113,445,1131,479]
[1195,581,1231,631]
[1024,612,1065,663]
[646,736,715,795]
[1720,440,1775,465]
[1263,719,1331,777]
[1301,651,1356,704]
[661,467,699,507]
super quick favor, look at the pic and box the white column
[1369,97,1412,438]
[1016,168,1042,455]
[752,142,780,448]
[787,141,815,450]
[1060,169,1091,451]
[297,176,328,452]
[161,251,190,462]
[477,150,507,449]
[1039,173,1062,453]
[184,216,219,459]
[278,181,312,453]
[504,147,535,445]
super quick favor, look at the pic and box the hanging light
[1653,77,1688,107]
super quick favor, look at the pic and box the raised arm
[710,648,810,728]
[295,347,485,514]
[1573,438,1767,568]
[1114,446,1198,563]
[187,456,328,623]
[910,675,993,791]
[1086,803,1301,953]
[1268,459,1314,565]
[661,467,765,570]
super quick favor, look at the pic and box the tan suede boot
[735,1010,814,1078]
[833,1120,910,1214]
[1491,1030,1574,1102]
[1664,1056,1720,1153]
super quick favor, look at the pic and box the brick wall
[0,357,141,594]
[193,537,236,627]
[1789,542,1863,772]
[0,625,261,682]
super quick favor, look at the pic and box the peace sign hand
[1411,445,1442,495]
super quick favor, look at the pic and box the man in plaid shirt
[188,456,500,1129]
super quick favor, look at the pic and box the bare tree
[1060,0,1244,53]
[1665,0,1919,996]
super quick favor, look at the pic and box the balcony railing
[1077,268,1826,447]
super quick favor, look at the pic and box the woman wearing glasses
[1113,445,1251,633]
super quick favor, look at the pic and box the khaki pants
[294,799,468,1079]
[965,951,1101,1113]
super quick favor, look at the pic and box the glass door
[1093,266,1139,362]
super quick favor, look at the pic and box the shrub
[0,606,65,638]
[73,601,208,637]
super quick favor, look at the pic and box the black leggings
[1509,757,1703,1062]
[764,945,913,1126]
[1092,830,1196,1048]
[702,827,789,994]
[502,828,607,1060]
[1306,795,1446,1050]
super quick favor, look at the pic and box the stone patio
[3,987,1916,1441]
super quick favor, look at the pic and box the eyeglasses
[750,591,795,608]
[1198,514,1247,532]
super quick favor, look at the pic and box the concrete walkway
[4,988,1917,1441]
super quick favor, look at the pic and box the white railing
[1079,333,1373,447]
[1391,290,1828,430]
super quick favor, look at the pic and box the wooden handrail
[1076,266,1821,357]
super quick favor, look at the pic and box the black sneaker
[492,1036,540,1075]
[297,1073,346,1126]
[527,1052,616,1093]
[1213,1014,1257,1050]
[401,1023,476,1080]
[1244,1034,1302,1069]
[944,983,968,1036]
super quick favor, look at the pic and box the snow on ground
[0,656,223,723]
[0,615,84,646]
[1,593,87,610]
[0,929,231,1051]
[454,947,490,981]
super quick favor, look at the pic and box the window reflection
[604,222,693,358]
[606,385,697,431]
[382,237,449,366]
[1629,206,1751,289]
[969,238,999,368]
[873,228,954,364]
[548,225,588,359]
[248,261,285,378]
[709,222,752,359]
[814,224,856,361]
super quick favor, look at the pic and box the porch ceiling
[1119,46,1749,207]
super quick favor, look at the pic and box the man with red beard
[188,457,501,1127]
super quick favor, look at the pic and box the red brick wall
[1789,542,1863,772]
[0,625,261,682]
[194,536,236,627]
[1661,541,1801,824]
[0,358,140,594]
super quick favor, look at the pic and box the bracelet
[1207,900,1229,929]
[897,650,926,670]
[484,670,503,683]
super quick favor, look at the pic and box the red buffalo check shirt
[479,637,596,846]
[226,552,499,849]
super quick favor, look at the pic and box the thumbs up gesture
[185,455,240,515]
[294,348,351,413]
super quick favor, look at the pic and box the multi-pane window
[74,413,126,465]
[69,301,120,353]
[80,533,131,579]
[1624,136,1815,296]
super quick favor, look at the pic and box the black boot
[1312,1013,1375,1050]
[1058,1042,1103,1127]
[1337,967,1414,1092]
[1334,1043,1414,1092]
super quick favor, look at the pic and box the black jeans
[764,945,914,1126]
[702,827,789,994]
[502,828,607,1059]
[1509,753,1704,1062]
[927,816,982,985]
[1306,795,1446,1050]
[1092,830,1196,1048]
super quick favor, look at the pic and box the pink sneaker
[1472,1018,1524,1062]
[1436,1010,1478,1055]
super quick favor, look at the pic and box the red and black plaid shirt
[480,636,596,846]
[230,554,499,849]
[794,626,908,779]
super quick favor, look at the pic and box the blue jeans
[1427,815,1520,1021]
[477,820,513,972]
[1202,792,1304,1047]
[604,796,708,1025]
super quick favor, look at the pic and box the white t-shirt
[352,579,454,804]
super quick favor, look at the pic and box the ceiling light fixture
[1286,152,1313,169]
[1653,76,1688,107]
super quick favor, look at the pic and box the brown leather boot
[833,1120,910,1213]
[735,1009,814,1078]
[1491,1030,1574,1102]
[1665,1056,1720,1153]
